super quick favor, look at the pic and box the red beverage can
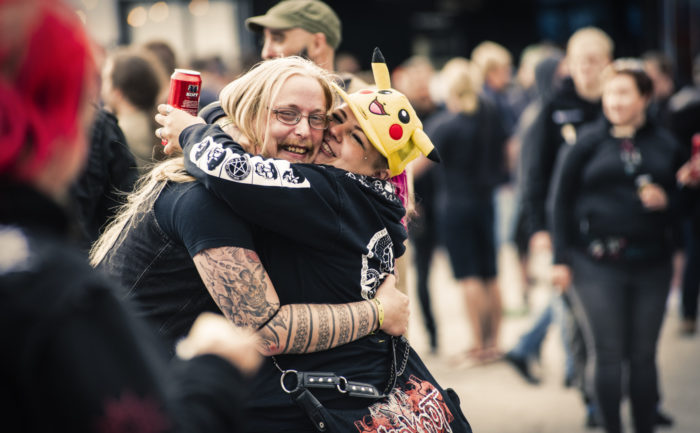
[163,69,202,144]
[691,133,700,179]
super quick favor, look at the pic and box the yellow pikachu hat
[331,48,440,176]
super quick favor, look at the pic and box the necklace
[619,138,641,175]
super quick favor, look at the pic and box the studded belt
[271,335,410,431]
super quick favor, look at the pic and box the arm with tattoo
[193,247,280,329]
[193,246,390,356]
[256,299,379,356]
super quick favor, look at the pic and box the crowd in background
[2,0,700,432]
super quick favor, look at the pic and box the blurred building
[74,0,698,87]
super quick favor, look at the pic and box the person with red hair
[0,0,262,431]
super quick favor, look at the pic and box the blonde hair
[89,157,193,266]
[441,57,482,114]
[471,41,512,75]
[219,56,335,157]
[567,27,614,58]
[90,56,335,267]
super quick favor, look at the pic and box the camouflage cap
[245,0,342,50]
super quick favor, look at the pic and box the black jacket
[69,107,139,249]
[0,183,249,433]
[551,118,685,265]
[519,78,602,238]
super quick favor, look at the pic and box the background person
[517,27,612,427]
[245,0,367,92]
[504,53,567,385]
[425,57,508,364]
[101,46,168,172]
[669,54,700,336]
[69,106,139,250]
[471,40,517,138]
[550,59,685,433]
[0,1,261,431]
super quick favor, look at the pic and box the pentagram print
[224,155,251,180]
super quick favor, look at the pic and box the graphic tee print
[353,375,455,433]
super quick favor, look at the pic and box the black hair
[605,58,653,99]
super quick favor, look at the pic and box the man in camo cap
[246,0,366,91]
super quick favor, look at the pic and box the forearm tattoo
[194,247,279,329]
[358,301,371,337]
[334,304,352,346]
[290,304,310,353]
[315,305,332,351]
[258,307,288,354]
[261,301,376,355]
[194,248,379,356]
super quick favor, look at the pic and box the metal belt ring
[280,369,300,394]
[336,376,348,394]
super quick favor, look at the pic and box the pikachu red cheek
[389,124,403,140]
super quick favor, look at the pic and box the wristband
[216,117,234,129]
[372,297,384,331]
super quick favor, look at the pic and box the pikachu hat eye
[398,109,410,124]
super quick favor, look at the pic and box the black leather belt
[280,370,383,398]
[272,336,411,432]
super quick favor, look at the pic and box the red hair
[390,170,409,229]
[0,0,95,181]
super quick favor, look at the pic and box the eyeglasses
[271,108,329,130]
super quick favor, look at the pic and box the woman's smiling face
[602,73,649,128]
[315,104,386,178]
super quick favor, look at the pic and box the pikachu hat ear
[331,48,440,176]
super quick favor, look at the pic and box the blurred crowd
[2,0,699,432]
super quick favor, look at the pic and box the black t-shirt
[154,181,255,256]
[99,180,255,353]
[426,99,508,206]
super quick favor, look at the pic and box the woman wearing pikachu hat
[158,48,471,432]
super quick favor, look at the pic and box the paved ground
[403,244,700,433]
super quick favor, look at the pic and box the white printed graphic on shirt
[346,172,399,204]
[360,228,395,299]
[189,137,311,188]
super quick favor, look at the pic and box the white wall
[76,0,240,68]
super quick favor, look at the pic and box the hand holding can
[162,69,201,145]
